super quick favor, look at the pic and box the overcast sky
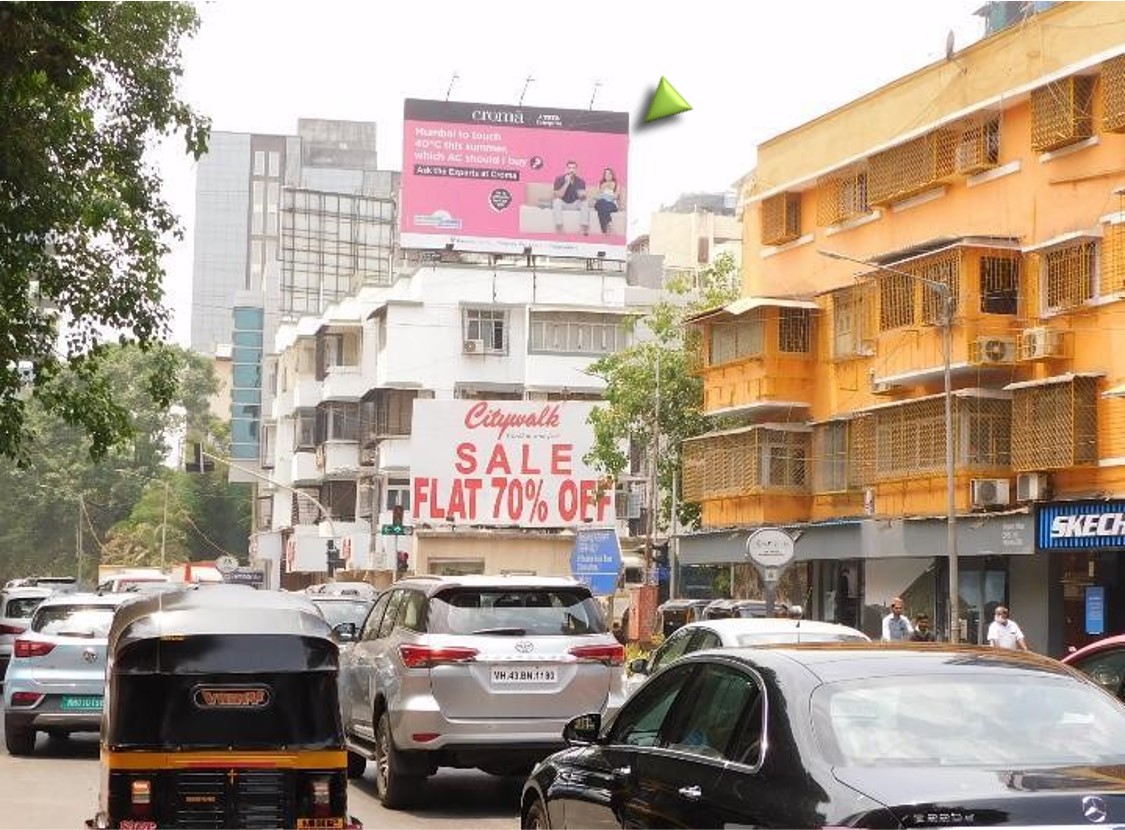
[157,0,987,346]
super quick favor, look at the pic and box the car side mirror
[563,713,601,746]
[333,622,358,642]
[628,657,648,675]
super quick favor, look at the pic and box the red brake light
[569,644,625,666]
[10,692,43,706]
[14,639,55,658]
[399,644,478,669]
[0,624,26,636]
[310,776,331,818]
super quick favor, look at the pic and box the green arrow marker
[644,77,692,123]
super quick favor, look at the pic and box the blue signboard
[571,529,622,596]
[1086,586,1106,636]
[1037,501,1125,550]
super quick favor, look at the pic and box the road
[0,725,522,829]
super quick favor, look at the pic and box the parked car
[336,574,627,808]
[95,569,170,593]
[1062,634,1125,702]
[3,591,133,755]
[626,617,870,695]
[0,587,55,683]
[522,644,1125,828]
[309,593,376,636]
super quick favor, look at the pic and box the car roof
[1,586,56,600]
[395,574,590,596]
[705,642,1074,683]
[36,591,134,608]
[1062,634,1125,663]
[680,617,869,638]
[108,584,331,648]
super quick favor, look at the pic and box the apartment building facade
[680,2,1125,655]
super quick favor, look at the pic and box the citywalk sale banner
[410,400,613,528]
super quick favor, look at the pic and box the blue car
[3,592,132,755]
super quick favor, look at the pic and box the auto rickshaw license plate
[296,819,344,829]
[61,695,102,710]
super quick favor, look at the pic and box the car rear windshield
[313,599,372,629]
[31,605,118,637]
[3,597,47,619]
[429,588,608,636]
[812,672,1125,768]
[734,632,868,647]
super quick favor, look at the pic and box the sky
[157,0,988,347]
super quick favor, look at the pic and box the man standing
[911,614,936,642]
[881,597,914,641]
[987,605,1028,650]
[552,160,588,234]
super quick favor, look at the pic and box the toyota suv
[336,574,626,808]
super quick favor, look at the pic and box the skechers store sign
[1038,501,1125,549]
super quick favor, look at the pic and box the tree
[0,2,210,465]
[585,253,740,539]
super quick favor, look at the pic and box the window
[879,271,915,331]
[361,592,392,641]
[464,308,507,353]
[387,479,411,512]
[1043,241,1097,312]
[814,421,849,492]
[778,308,811,353]
[649,628,696,673]
[832,290,865,358]
[962,401,1012,467]
[697,236,710,264]
[661,664,763,763]
[608,664,694,748]
[378,590,406,638]
[317,403,358,442]
[529,312,628,355]
[760,192,801,246]
[763,442,807,488]
[268,150,280,177]
[253,150,265,176]
[709,315,763,365]
[981,256,1019,314]
[294,409,316,449]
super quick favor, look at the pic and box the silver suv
[337,574,627,808]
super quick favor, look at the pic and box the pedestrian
[881,596,914,641]
[910,614,936,642]
[987,605,1028,651]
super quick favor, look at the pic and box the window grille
[1042,240,1097,312]
[1103,223,1125,296]
[816,168,869,226]
[878,271,915,331]
[954,118,1000,175]
[867,130,956,206]
[813,422,849,492]
[1011,377,1098,470]
[778,308,811,353]
[682,428,810,501]
[876,250,963,332]
[1104,55,1125,133]
[1030,76,1095,152]
[760,193,802,246]
[980,255,1020,314]
[709,314,764,365]
[961,398,1012,466]
[874,398,947,480]
[321,481,357,522]
[529,312,629,355]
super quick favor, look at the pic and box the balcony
[292,377,323,410]
[319,440,360,478]
[291,449,321,486]
[322,365,368,403]
[369,434,411,471]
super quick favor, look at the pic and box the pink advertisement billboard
[401,99,629,260]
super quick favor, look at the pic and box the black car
[521,644,1125,828]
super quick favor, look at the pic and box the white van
[96,570,171,594]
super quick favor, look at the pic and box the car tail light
[309,776,331,818]
[399,644,478,669]
[14,638,54,658]
[10,691,43,707]
[569,643,625,666]
[0,623,26,636]
[129,779,152,817]
[411,732,440,743]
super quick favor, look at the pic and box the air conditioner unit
[463,338,485,354]
[972,337,1017,365]
[970,478,1011,509]
[1016,471,1050,502]
[1019,327,1063,360]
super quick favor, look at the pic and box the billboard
[410,400,613,528]
[401,99,630,260]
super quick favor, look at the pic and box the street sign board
[571,528,622,596]
[380,525,414,536]
[223,567,265,587]
[745,528,795,570]
[215,554,240,575]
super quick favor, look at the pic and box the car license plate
[491,666,558,684]
[119,821,157,830]
[60,695,102,710]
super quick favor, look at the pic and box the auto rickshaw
[88,585,361,830]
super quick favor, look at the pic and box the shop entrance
[1054,550,1125,652]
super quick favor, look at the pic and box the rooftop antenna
[589,79,603,110]
[518,75,535,106]
[445,71,460,102]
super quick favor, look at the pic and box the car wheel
[346,749,367,779]
[4,718,35,756]
[523,797,550,829]
[374,712,420,809]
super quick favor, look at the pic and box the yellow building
[680,2,1125,655]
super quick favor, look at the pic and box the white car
[626,616,870,695]
[0,587,54,683]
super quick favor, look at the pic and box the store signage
[1037,502,1125,549]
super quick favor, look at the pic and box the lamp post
[818,249,960,644]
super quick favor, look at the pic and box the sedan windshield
[812,672,1125,767]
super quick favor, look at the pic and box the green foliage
[0,2,210,464]
[585,254,740,532]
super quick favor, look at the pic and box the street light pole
[819,249,960,644]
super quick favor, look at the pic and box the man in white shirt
[987,605,1028,650]
[881,597,914,641]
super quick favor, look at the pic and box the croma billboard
[400,99,629,260]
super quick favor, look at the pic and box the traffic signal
[391,504,405,535]
[326,539,345,576]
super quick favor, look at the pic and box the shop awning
[685,296,819,325]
